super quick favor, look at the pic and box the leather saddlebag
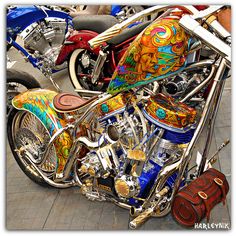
[171,168,229,227]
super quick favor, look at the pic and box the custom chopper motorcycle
[7,5,231,229]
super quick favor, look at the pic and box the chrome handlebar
[88,5,231,66]
[179,14,231,65]
[88,5,199,49]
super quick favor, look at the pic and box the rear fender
[12,89,73,176]
[56,30,100,65]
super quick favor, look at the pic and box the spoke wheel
[7,109,57,186]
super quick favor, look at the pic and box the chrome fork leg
[197,77,226,176]
[172,57,228,198]
[91,50,107,84]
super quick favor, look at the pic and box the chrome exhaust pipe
[77,136,105,148]
[77,124,119,148]
[130,206,143,217]
[23,152,77,188]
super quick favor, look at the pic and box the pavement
[6,47,231,230]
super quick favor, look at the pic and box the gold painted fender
[12,88,73,176]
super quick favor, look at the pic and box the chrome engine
[160,67,211,100]
[20,17,67,68]
[78,92,197,203]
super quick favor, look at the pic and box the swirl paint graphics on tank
[108,17,190,94]
[12,89,73,175]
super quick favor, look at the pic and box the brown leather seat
[53,93,97,112]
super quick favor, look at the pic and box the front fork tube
[172,57,229,199]
[197,77,226,176]
[91,50,107,84]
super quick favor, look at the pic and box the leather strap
[198,191,211,222]
[214,177,227,205]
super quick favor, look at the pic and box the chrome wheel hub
[13,112,57,173]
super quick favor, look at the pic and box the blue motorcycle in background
[6,5,72,115]
[7,5,72,76]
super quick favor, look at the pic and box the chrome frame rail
[129,57,229,228]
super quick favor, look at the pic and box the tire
[6,69,41,117]
[7,109,57,187]
[68,49,106,92]
[68,49,85,90]
[7,69,41,88]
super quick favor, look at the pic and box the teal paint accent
[101,103,109,113]
[156,108,166,119]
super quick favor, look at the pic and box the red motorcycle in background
[56,15,151,93]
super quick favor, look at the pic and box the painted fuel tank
[108,17,190,94]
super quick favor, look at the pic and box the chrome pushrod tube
[146,128,164,158]
[180,64,216,103]
[171,57,228,199]
[197,78,226,176]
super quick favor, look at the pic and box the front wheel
[68,49,106,92]
[7,109,57,186]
